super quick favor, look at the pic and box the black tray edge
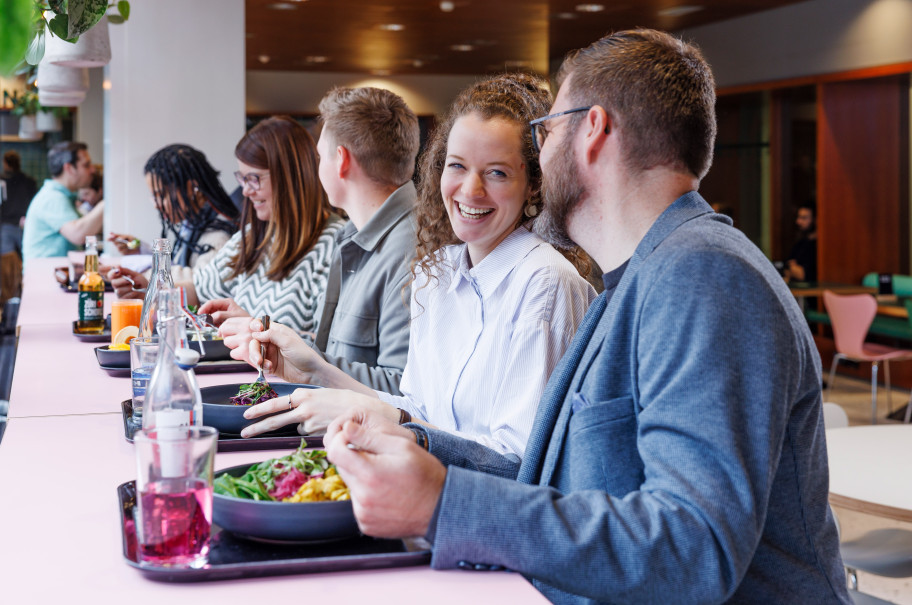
[120,399,323,452]
[117,481,431,582]
[101,359,253,376]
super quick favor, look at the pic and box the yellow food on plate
[108,343,131,351]
[283,468,350,502]
[113,325,139,345]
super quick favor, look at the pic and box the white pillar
[104,0,244,245]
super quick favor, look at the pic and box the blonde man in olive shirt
[220,87,419,395]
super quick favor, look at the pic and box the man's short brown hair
[557,28,716,180]
[318,87,420,187]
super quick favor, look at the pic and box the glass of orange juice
[111,299,144,344]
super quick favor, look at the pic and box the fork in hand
[254,315,270,384]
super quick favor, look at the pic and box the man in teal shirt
[23,141,104,261]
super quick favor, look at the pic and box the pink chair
[823,290,912,424]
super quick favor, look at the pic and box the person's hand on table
[325,409,446,538]
[199,297,250,326]
[107,232,141,255]
[240,387,397,438]
[103,266,147,300]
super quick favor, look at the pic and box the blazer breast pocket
[564,395,643,495]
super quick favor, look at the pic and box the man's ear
[582,105,611,164]
[337,145,350,178]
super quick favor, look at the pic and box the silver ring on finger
[288,397,294,411]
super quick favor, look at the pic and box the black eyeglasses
[529,106,591,153]
[233,171,270,191]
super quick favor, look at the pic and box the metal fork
[254,315,270,383]
[121,273,147,294]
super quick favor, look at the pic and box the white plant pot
[17,115,42,141]
[37,59,89,94]
[45,16,111,68]
[38,89,86,107]
[36,110,62,132]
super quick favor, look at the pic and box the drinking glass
[133,426,218,568]
[111,299,143,344]
[130,336,159,424]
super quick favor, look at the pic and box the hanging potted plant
[11,89,42,140]
[20,1,131,68]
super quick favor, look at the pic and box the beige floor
[826,374,912,604]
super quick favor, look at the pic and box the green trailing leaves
[24,29,45,65]
[117,0,128,19]
[66,0,108,39]
[0,0,36,76]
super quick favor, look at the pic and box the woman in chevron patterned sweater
[193,116,345,334]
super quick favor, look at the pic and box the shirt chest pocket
[328,311,378,348]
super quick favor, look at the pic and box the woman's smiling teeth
[458,202,493,219]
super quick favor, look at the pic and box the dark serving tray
[100,358,251,377]
[72,316,112,342]
[118,480,431,582]
[121,398,323,452]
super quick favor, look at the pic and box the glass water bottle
[139,238,174,338]
[141,288,202,431]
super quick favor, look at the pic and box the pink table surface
[0,414,545,603]
[18,256,118,327]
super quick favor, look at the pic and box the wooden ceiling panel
[245,0,808,75]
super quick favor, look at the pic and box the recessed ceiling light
[450,44,474,52]
[268,2,297,9]
[372,69,392,76]
[258,55,271,64]
[379,23,405,31]
[439,1,455,11]
[411,59,425,68]
[305,55,329,63]
[575,4,604,12]
[555,12,578,19]
[504,60,531,68]
[658,5,704,18]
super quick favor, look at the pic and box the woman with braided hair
[107,144,240,294]
[238,73,596,459]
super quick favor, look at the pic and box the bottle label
[78,291,104,321]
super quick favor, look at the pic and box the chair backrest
[822,402,849,429]
[823,291,877,358]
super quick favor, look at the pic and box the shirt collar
[46,179,77,202]
[347,181,417,252]
[448,226,544,296]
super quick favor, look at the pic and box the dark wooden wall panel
[817,76,910,283]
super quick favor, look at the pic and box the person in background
[76,169,103,216]
[237,73,596,459]
[0,150,37,303]
[219,86,420,396]
[783,201,817,283]
[191,116,346,333]
[22,142,104,261]
[105,144,240,295]
[320,29,849,604]
[0,150,37,257]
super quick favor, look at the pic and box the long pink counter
[0,257,547,603]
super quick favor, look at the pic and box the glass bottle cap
[175,347,201,370]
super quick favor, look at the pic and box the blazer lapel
[518,292,608,484]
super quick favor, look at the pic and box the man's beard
[534,136,585,249]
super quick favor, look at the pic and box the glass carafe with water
[139,238,174,337]
[141,287,202,430]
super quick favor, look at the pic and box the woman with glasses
[236,74,595,458]
[186,116,346,333]
[106,144,240,296]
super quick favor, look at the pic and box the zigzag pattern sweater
[193,215,346,333]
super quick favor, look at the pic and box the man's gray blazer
[419,192,850,604]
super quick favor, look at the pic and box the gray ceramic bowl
[212,462,359,542]
[201,382,319,435]
[94,338,231,369]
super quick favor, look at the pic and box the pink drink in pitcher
[138,477,212,566]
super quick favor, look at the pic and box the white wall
[246,71,484,116]
[75,67,104,164]
[105,0,245,246]
[680,0,912,88]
